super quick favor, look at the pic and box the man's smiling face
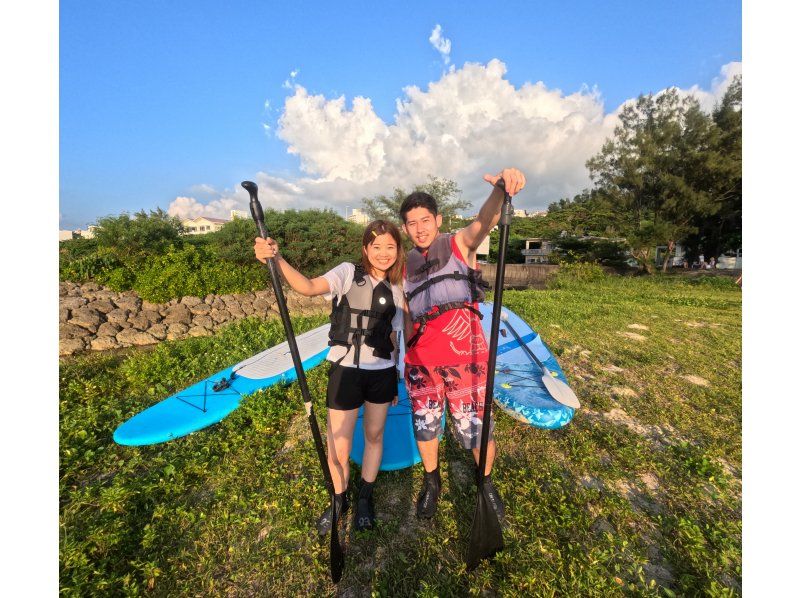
[402,207,443,250]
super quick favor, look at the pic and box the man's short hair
[399,192,438,223]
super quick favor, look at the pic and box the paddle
[466,178,510,570]
[242,181,345,584]
[499,312,581,409]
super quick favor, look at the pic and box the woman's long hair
[361,220,405,285]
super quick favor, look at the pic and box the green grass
[60,273,741,596]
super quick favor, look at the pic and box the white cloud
[429,24,452,65]
[170,59,742,217]
[167,196,235,220]
[684,61,742,112]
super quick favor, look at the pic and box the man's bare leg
[417,437,440,472]
[471,438,496,475]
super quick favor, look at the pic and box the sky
[60,0,741,230]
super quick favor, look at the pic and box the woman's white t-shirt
[322,262,404,370]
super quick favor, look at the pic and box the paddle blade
[466,483,504,570]
[330,498,345,583]
[541,368,581,408]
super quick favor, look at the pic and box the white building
[521,238,554,264]
[230,209,249,220]
[347,208,370,225]
[182,216,229,235]
[59,225,96,241]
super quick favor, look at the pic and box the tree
[361,176,472,229]
[586,89,724,272]
[684,75,742,260]
[93,208,185,262]
[207,209,365,275]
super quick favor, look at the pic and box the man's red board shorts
[404,362,494,450]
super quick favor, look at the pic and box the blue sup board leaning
[113,325,332,446]
[350,302,574,471]
[480,302,575,429]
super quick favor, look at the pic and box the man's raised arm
[457,167,526,253]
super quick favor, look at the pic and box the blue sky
[60,0,741,229]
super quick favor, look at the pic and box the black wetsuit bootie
[416,467,441,519]
[354,479,375,531]
[316,490,349,536]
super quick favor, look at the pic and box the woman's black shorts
[326,364,397,411]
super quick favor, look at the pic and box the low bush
[132,245,265,303]
[547,262,608,288]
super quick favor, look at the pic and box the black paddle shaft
[466,178,512,570]
[476,179,513,483]
[242,180,344,582]
[502,317,546,371]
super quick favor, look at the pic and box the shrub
[95,266,137,291]
[547,262,607,288]
[93,209,184,262]
[59,247,123,282]
[132,245,265,303]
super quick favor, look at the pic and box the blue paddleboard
[479,302,575,429]
[113,324,332,446]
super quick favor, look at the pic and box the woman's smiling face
[363,232,398,277]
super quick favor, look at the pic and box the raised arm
[456,167,526,254]
[253,237,331,297]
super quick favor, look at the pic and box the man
[400,168,526,519]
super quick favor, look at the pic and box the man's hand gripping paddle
[242,181,345,584]
[500,312,581,409]
[466,179,511,570]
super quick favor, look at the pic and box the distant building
[521,238,554,264]
[59,225,96,241]
[347,208,370,226]
[230,209,249,220]
[182,216,229,235]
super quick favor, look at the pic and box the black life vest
[328,263,396,366]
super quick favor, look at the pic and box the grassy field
[60,270,742,596]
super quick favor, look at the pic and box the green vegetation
[59,208,365,303]
[361,175,472,230]
[60,273,741,596]
[485,78,742,270]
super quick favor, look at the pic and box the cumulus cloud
[273,58,617,211]
[169,59,742,217]
[429,24,452,65]
[683,61,742,112]
[167,175,312,221]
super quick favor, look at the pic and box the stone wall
[59,282,329,357]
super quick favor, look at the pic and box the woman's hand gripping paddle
[466,179,511,570]
[500,312,581,409]
[242,181,345,584]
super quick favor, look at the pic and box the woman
[254,220,405,533]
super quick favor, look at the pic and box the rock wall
[59,282,329,357]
